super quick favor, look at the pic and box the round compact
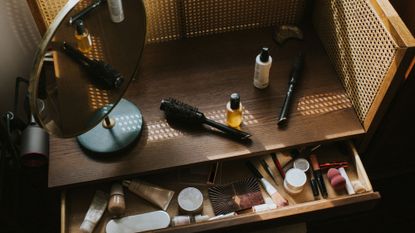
[177,187,204,214]
[284,168,307,194]
[293,158,310,173]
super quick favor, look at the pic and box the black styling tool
[160,98,251,140]
[277,52,304,127]
[69,0,106,25]
[61,42,124,89]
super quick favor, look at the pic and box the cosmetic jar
[178,187,204,214]
[284,168,307,194]
[293,158,310,172]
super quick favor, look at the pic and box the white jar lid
[293,158,310,172]
[284,168,307,193]
[178,187,204,214]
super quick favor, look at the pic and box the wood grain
[48,27,365,188]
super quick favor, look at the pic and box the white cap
[80,220,96,233]
[195,215,209,223]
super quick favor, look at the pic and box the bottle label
[254,62,271,88]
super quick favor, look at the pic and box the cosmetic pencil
[259,159,278,184]
[309,168,320,200]
[246,161,288,207]
[309,154,328,198]
[271,153,285,179]
[277,52,304,127]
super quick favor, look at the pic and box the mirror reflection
[31,0,146,137]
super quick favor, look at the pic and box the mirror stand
[77,98,143,154]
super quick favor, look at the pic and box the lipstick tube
[310,154,328,198]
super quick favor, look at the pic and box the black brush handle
[278,52,304,127]
[69,0,106,25]
[203,118,251,140]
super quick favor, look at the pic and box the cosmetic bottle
[122,179,174,211]
[80,191,109,233]
[107,0,125,23]
[74,20,92,53]
[253,47,272,89]
[226,93,243,128]
[171,215,209,227]
[108,183,126,217]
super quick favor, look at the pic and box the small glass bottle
[74,20,92,53]
[108,183,125,217]
[226,93,243,128]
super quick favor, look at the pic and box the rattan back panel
[30,0,305,43]
[313,0,398,129]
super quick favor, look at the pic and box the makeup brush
[246,161,288,207]
[160,98,251,140]
[208,177,264,215]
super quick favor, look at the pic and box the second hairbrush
[160,98,251,140]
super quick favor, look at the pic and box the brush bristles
[208,177,264,215]
[160,98,204,122]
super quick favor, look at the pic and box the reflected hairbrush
[160,98,251,140]
[61,42,123,89]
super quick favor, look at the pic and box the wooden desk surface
[49,27,365,188]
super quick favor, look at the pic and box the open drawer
[60,141,380,233]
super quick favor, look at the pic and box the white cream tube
[80,191,109,233]
[338,167,355,195]
[260,178,288,207]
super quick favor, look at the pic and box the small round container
[178,187,204,214]
[293,158,310,173]
[284,168,307,194]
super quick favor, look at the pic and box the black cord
[13,77,29,123]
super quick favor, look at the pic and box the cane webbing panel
[30,0,305,43]
[182,0,305,38]
[35,0,68,26]
[313,0,398,127]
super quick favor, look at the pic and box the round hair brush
[160,98,251,140]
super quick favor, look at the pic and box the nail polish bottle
[74,20,92,53]
[253,47,272,89]
[226,93,243,128]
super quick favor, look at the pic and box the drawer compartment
[61,142,380,233]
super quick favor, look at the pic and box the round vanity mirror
[29,0,146,153]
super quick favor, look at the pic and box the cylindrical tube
[108,183,126,217]
[123,179,174,211]
[107,0,124,23]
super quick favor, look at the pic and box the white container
[284,168,307,194]
[177,187,204,214]
[107,0,125,23]
[293,158,310,173]
[253,47,272,89]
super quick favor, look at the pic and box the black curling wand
[69,0,106,25]
[61,42,124,89]
[160,98,251,140]
[277,52,304,127]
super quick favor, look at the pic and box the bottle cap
[80,220,95,233]
[110,183,124,196]
[259,47,270,62]
[230,93,240,110]
[75,19,86,35]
